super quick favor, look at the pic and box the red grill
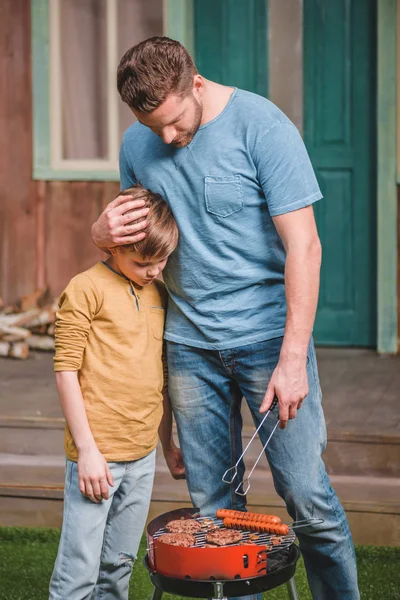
[144,507,301,599]
[147,507,296,581]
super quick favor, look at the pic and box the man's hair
[119,185,178,258]
[117,36,198,113]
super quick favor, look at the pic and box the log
[18,288,51,312]
[1,304,19,315]
[0,308,54,329]
[25,308,55,329]
[0,341,10,357]
[29,324,48,335]
[8,342,29,360]
[0,309,40,328]
[28,335,55,351]
[0,325,31,342]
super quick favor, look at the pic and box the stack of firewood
[0,289,57,360]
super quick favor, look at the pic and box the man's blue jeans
[167,337,360,600]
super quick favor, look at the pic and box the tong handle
[222,396,279,490]
[291,517,324,529]
[269,395,279,415]
[235,419,280,495]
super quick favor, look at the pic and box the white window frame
[50,0,126,173]
[31,0,194,181]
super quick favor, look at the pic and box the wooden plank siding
[2,177,118,304]
[0,0,37,302]
[44,181,119,295]
[0,2,119,303]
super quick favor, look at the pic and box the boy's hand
[163,445,186,480]
[78,446,114,502]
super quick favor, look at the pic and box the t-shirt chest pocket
[150,307,165,340]
[204,175,243,218]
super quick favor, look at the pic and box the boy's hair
[117,36,198,113]
[119,185,178,259]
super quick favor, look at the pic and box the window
[32,0,167,180]
[51,0,163,172]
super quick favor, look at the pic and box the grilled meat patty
[157,533,196,547]
[205,529,243,546]
[166,519,203,534]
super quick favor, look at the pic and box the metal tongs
[222,396,279,496]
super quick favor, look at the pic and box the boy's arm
[158,347,185,480]
[56,371,114,502]
[55,275,114,501]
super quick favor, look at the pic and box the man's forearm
[263,207,321,422]
[280,239,321,362]
[91,222,111,254]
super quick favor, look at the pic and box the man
[92,37,359,599]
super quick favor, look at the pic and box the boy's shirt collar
[100,261,143,290]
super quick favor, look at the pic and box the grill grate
[153,516,296,553]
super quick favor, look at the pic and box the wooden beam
[164,0,194,55]
[377,0,398,353]
[36,180,46,290]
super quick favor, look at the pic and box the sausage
[223,517,289,536]
[216,509,281,524]
[224,517,289,536]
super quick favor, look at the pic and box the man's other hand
[259,355,309,429]
[163,445,186,480]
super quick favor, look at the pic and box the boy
[49,185,182,600]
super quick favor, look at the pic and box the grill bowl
[153,540,266,580]
[146,507,295,581]
[144,545,300,598]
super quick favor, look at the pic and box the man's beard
[172,97,203,148]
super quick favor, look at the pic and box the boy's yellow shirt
[54,261,167,462]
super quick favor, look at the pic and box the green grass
[0,527,399,599]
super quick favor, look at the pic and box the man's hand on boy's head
[163,445,186,480]
[92,193,150,249]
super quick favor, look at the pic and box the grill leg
[286,576,299,600]
[150,586,163,600]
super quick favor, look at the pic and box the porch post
[377,0,398,353]
[164,0,194,55]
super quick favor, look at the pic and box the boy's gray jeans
[49,450,155,600]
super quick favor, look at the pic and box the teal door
[304,0,377,346]
[194,0,268,96]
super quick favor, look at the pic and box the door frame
[377,0,398,353]
[164,0,194,55]
[168,0,398,354]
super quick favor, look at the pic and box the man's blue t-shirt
[120,88,322,350]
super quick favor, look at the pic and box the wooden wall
[0,1,119,304]
[43,181,119,295]
[0,0,37,303]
